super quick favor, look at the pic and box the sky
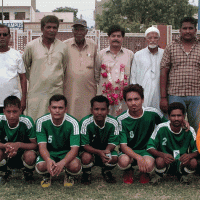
[36,0,96,27]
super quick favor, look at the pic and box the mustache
[112,40,120,43]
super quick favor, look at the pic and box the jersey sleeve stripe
[36,115,51,132]
[80,116,93,135]
[106,117,119,135]
[144,107,164,118]
[190,127,196,140]
[19,117,33,129]
[151,122,169,139]
[65,114,79,135]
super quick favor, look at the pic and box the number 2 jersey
[36,113,80,155]
[80,114,119,150]
[0,114,35,144]
[147,121,197,155]
[117,108,167,150]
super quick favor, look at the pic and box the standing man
[117,84,167,184]
[95,25,134,117]
[0,24,27,113]
[147,102,198,184]
[23,15,68,121]
[160,17,200,132]
[64,19,97,121]
[130,27,164,111]
[35,94,81,188]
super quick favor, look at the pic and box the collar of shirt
[106,46,124,54]
[72,37,88,49]
[39,36,57,46]
[176,35,198,44]
[146,46,159,55]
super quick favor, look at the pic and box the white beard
[148,44,157,49]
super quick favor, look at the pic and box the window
[15,12,25,20]
[0,12,9,20]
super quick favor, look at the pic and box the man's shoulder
[116,110,129,121]
[63,113,79,125]
[144,107,163,118]
[134,47,147,56]
[63,37,74,46]
[80,114,94,127]
[85,38,97,46]
[106,115,118,126]
[35,113,51,125]
[19,115,34,129]
[122,47,134,55]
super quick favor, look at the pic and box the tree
[95,0,198,32]
[52,6,78,20]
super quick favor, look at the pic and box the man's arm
[19,73,27,112]
[94,52,102,84]
[160,68,170,113]
[22,45,32,80]
[179,152,199,165]
[54,146,79,176]
[130,57,137,84]
[120,143,148,173]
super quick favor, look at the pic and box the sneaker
[149,173,162,185]
[64,173,74,187]
[102,170,116,183]
[123,169,133,184]
[41,175,51,188]
[179,175,190,185]
[0,170,11,185]
[139,173,150,184]
[23,169,34,182]
[81,172,91,185]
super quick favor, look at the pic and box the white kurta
[130,47,164,111]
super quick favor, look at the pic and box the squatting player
[0,96,37,184]
[35,94,81,188]
[117,84,167,184]
[80,95,119,184]
[147,102,198,184]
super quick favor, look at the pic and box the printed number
[48,135,53,143]
[130,131,134,138]
[162,137,167,146]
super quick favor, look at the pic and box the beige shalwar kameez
[63,38,97,121]
[23,37,68,121]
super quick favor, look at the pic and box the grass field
[0,167,200,200]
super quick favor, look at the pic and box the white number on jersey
[162,137,167,146]
[48,135,53,143]
[130,131,134,138]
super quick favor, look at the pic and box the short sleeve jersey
[117,107,167,150]
[36,113,80,154]
[147,121,197,155]
[80,114,119,150]
[0,114,35,144]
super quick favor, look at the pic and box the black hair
[168,102,185,116]
[49,94,67,107]
[4,96,21,109]
[107,25,125,37]
[41,15,59,30]
[180,17,197,28]
[90,95,109,109]
[123,84,144,101]
[0,24,10,34]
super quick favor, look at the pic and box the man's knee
[81,152,93,165]
[23,150,37,166]
[118,154,132,169]
[144,156,155,172]
[66,158,82,174]
[35,162,47,173]
[155,157,166,169]
[187,158,197,170]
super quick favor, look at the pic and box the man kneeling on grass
[80,95,119,184]
[35,94,81,188]
[117,84,168,184]
[147,102,198,185]
[0,96,37,184]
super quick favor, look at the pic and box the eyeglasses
[0,33,9,37]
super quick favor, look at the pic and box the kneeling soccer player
[0,96,37,184]
[117,84,168,184]
[147,102,198,185]
[80,95,119,184]
[35,94,81,188]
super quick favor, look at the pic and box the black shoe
[102,170,116,183]
[0,170,11,185]
[81,172,91,185]
[23,169,34,183]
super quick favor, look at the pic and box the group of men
[0,14,199,187]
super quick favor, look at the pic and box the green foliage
[52,6,78,20]
[95,0,198,32]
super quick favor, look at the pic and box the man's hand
[46,159,57,176]
[162,153,175,165]
[20,95,26,112]
[54,160,66,176]
[5,143,21,158]
[160,98,168,113]
[182,119,190,132]
[179,154,191,165]
[98,150,110,163]
[137,156,148,173]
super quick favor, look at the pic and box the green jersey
[36,113,80,154]
[80,114,119,150]
[117,108,167,150]
[147,121,197,155]
[0,114,35,144]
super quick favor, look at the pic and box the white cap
[145,27,160,37]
